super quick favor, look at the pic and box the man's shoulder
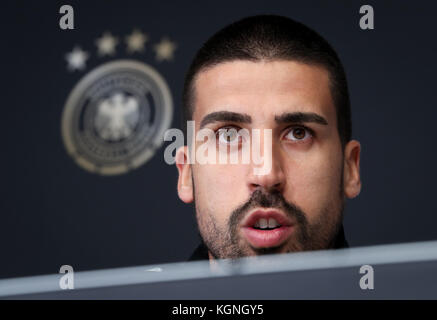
[188,242,209,261]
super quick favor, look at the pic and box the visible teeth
[253,218,281,229]
[268,218,279,228]
[259,218,268,229]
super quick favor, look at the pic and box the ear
[343,140,362,199]
[176,146,194,203]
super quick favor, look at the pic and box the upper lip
[242,209,293,228]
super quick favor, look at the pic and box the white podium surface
[1,241,436,299]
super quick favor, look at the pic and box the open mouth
[241,210,294,249]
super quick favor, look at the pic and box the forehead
[193,60,335,124]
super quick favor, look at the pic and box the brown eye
[284,127,311,141]
[218,128,239,144]
[293,128,305,139]
[225,131,236,141]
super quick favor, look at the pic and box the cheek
[284,148,343,221]
[194,163,248,225]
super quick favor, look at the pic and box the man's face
[177,60,361,259]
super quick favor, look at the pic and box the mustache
[228,189,308,229]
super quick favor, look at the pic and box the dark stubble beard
[195,175,345,260]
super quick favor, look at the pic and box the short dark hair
[182,14,352,148]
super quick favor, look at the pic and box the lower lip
[241,225,294,248]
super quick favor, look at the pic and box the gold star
[95,32,119,56]
[125,29,148,53]
[154,37,177,62]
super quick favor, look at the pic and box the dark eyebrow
[275,112,328,126]
[200,111,252,129]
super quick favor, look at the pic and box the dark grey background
[1,0,436,279]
